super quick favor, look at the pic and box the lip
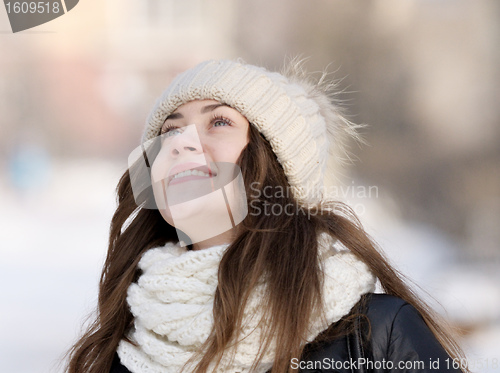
[167,162,215,185]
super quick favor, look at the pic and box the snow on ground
[1,159,125,373]
[0,161,498,373]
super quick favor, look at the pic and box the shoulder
[363,293,413,354]
[367,293,462,372]
[364,293,439,351]
[300,293,462,372]
[300,294,408,361]
[364,292,409,324]
[110,353,132,373]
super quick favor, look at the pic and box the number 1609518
[5,1,61,14]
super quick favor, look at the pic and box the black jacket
[110,293,461,373]
[298,293,461,372]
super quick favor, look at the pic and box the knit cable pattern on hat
[116,237,376,373]
[142,59,358,206]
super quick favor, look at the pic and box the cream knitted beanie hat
[142,59,359,205]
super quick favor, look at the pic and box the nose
[168,124,203,157]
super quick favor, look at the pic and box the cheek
[230,139,249,162]
[211,139,248,164]
[150,149,173,212]
[150,146,172,181]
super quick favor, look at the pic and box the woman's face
[150,99,250,244]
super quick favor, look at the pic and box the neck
[191,228,237,250]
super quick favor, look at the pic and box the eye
[212,115,233,128]
[161,125,182,137]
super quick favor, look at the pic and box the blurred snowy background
[0,0,499,372]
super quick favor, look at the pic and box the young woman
[66,59,467,373]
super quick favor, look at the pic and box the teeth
[172,169,211,179]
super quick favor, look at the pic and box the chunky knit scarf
[117,236,376,373]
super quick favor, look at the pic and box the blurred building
[0,0,237,159]
[233,0,500,261]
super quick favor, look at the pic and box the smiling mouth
[168,165,216,186]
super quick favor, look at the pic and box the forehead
[172,99,224,113]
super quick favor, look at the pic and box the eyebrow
[201,103,229,113]
[164,103,229,121]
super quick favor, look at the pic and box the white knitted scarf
[117,236,376,373]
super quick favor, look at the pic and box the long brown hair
[66,124,467,373]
